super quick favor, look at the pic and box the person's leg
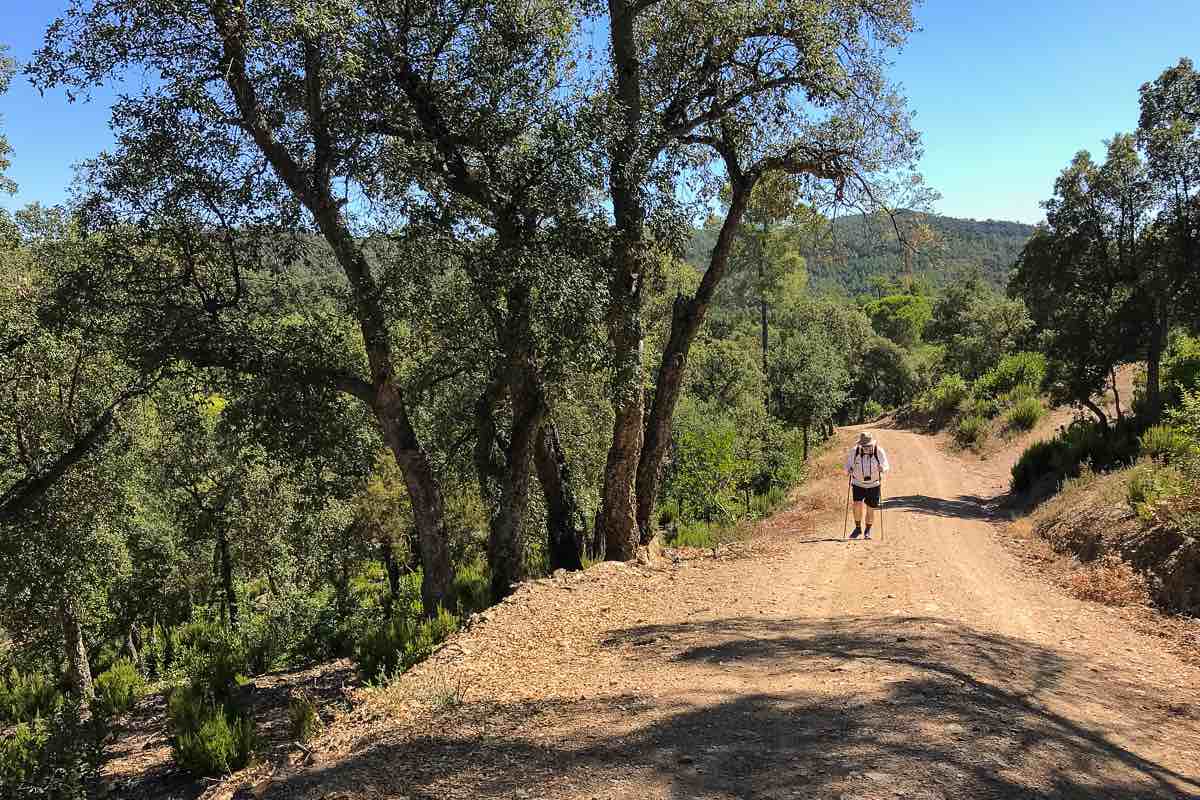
[864,488,880,538]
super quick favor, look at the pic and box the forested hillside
[688,212,1036,296]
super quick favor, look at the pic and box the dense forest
[687,211,1037,297]
[0,1,1196,796]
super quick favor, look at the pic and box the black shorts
[852,484,881,508]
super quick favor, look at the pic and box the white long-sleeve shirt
[845,445,890,488]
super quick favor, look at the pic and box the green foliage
[451,560,491,618]
[864,294,933,348]
[0,720,46,788]
[1163,334,1200,407]
[862,400,885,420]
[354,606,459,682]
[0,700,106,800]
[176,621,248,701]
[1127,461,1187,521]
[1005,397,1045,431]
[1166,389,1200,442]
[287,693,321,743]
[1139,424,1195,462]
[974,352,1047,399]
[92,658,145,719]
[915,374,969,418]
[170,686,258,777]
[954,415,989,447]
[1011,420,1142,493]
[0,667,63,724]
[663,400,740,524]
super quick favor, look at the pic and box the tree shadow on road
[884,493,1000,521]
[259,616,1198,800]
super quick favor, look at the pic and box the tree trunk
[217,528,238,628]
[60,595,93,703]
[1110,366,1123,423]
[1145,309,1168,423]
[380,536,402,620]
[598,295,645,561]
[376,387,452,615]
[634,181,754,540]
[598,0,648,561]
[212,24,452,615]
[535,421,585,572]
[1081,397,1110,432]
[760,255,770,416]
[487,372,544,601]
[803,421,810,461]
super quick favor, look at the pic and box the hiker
[846,431,890,540]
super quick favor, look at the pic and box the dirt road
[258,428,1200,800]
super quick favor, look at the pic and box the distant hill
[686,212,1037,296]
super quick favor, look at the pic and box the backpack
[853,446,882,482]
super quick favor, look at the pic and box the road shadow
[884,493,999,521]
[259,616,1199,800]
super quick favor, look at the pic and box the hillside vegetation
[687,212,1036,296]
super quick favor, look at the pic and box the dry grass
[1066,554,1149,607]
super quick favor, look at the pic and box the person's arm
[845,449,855,475]
[878,447,891,474]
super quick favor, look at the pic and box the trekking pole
[842,479,851,540]
[879,478,885,544]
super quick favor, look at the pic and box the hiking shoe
[863,528,873,540]
[850,526,862,539]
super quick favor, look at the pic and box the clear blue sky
[1,1,1196,223]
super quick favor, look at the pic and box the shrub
[92,658,145,719]
[997,382,1039,408]
[177,622,247,701]
[354,606,459,682]
[1067,555,1148,606]
[1005,396,1044,431]
[0,720,46,788]
[287,693,321,743]
[1012,438,1070,493]
[0,667,63,724]
[1139,424,1194,463]
[451,559,490,618]
[968,396,1000,420]
[974,351,1047,399]
[0,701,105,799]
[862,399,885,420]
[954,414,989,447]
[173,705,258,776]
[916,374,969,417]
[1126,461,1187,520]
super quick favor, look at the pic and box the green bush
[354,606,459,682]
[1139,424,1194,462]
[287,693,321,743]
[968,396,1000,419]
[0,667,63,724]
[172,703,258,776]
[974,351,1047,399]
[862,399,885,420]
[92,658,145,719]
[917,374,969,417]
[954,414,989,447]
[1011,438,1069,493]
[0,720,46,788]
[0,700,106,799]
[1010,419,1142,493]
[177,622,247,701]
[1005,396,1044,431]
[451,559,491,618]
[997,382,1039,408]
[1127,461,1187,521]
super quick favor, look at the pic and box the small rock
[678,754,696,765]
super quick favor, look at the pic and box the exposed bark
[212,4,452,613]
[1145,308,1168,423]
[1081,397,1110,431]
[1110,366,1124,423]
[217,528,238,628]
[635,177,754,539]
[598,301,645,561]
[535,421,586,571]
[803,420,810,461]
[380,536,403,620]
[60,595,93,703]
